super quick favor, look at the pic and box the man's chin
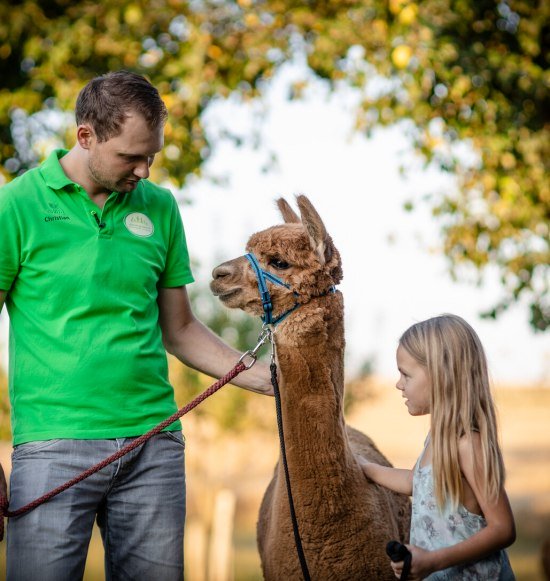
[117,180,139,193]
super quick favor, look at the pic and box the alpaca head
[210,195,342,322]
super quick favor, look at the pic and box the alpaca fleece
[211,196,410,580]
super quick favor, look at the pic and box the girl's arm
[406,432,516,578]
[358,458,413,495]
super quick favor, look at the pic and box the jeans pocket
[161,430,186,448]
[12,439,62,460]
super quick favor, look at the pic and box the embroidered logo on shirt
[44,202,70,222]
[124,212,154,237]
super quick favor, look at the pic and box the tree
[0,0,548,329]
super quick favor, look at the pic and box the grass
[0,383,548,580]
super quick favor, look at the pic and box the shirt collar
[39,149,74,191]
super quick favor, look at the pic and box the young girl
[360,314,516,580]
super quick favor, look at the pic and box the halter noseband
[245,253,299,326]
[245,252,336,326]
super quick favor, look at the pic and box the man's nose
[133,161,150,179]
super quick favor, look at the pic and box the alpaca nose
[212,262,235,280]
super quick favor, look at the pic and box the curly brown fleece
[211,195,410,580]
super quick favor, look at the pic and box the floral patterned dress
[410,440,515,580]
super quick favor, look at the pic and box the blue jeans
[7,432,186,581]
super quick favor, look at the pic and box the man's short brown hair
[75,70,168,142]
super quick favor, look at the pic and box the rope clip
[238,325,274,369]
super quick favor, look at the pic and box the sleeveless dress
[410,439,515,580]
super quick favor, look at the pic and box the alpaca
[210,195,410,580]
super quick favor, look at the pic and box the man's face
[87,113,164,194]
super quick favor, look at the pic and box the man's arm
[0,290,7,501]
[157,286,273,395]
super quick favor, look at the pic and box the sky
[178,62,549,386]
[0,61,548,386]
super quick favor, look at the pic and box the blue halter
[245,252,336,326]
[244,253,300,326]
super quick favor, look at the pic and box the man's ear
[76,124,95,150]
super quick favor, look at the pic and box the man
[0,70,271,580]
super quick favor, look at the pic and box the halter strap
[244,252,335,326]
[245,253,295,325]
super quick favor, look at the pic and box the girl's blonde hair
[399,314,505,510]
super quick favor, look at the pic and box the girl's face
[396,344,431,416]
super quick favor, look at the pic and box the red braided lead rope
[0,361,247,541]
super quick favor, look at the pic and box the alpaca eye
[268,258,290,270]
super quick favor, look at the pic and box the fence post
[208,489,236,581]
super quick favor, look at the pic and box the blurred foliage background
[0,3,549,576]
[0,0,548,331]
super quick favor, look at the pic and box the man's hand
[0,463,7,541]
[0,463,7,500]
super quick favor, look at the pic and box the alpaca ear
[296,195,332,265]
[277,198,301,223]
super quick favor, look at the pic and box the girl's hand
[358,458,378,482]
[358,458,372,474]
[390,544,435,580]
[357,458,413,494]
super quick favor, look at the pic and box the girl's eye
[268,258,290,270]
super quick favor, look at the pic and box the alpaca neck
[274,293,353,476]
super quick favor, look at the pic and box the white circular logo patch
[124,213,154,237]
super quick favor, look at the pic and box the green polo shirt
[0,150,194,445]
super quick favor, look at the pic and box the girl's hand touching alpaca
[358,458,413,496]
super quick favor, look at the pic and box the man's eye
[268,258,290,270]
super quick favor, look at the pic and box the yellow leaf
[207,45,223,60]
[0,44,11,59]
[399,4,418,26]
[392,45,412,69]
[500,152,516,170]
[124,6,142,26]
[389,0,409,16]
[244,13,259,27]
